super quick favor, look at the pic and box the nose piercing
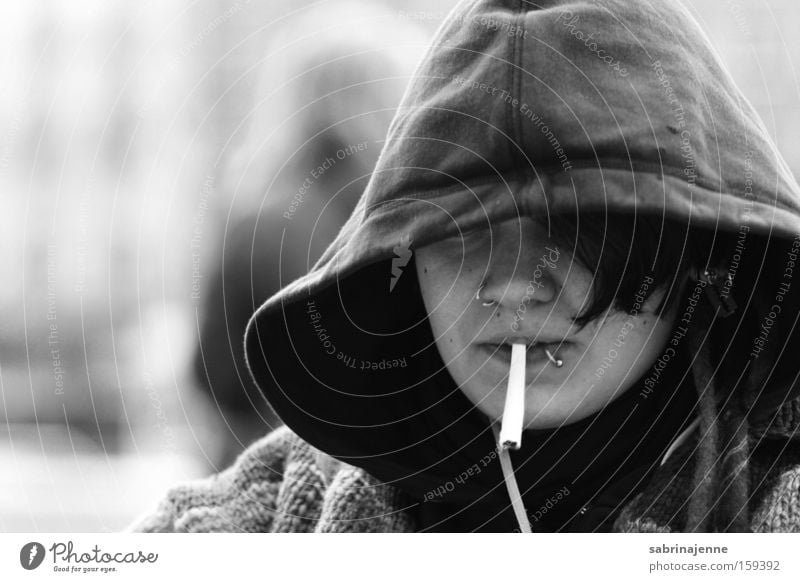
[476,281,496,307]
[544,348,564,368]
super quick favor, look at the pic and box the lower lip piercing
[544,348,563,368]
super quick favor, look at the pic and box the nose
[478,219,562,310]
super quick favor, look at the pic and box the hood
[244,0,800,501]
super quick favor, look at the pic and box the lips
[479,341,572,367]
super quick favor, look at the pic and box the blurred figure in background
[195,2,428,468]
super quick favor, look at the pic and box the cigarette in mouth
[499,342,526,450]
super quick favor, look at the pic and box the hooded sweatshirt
[131,0,800,533]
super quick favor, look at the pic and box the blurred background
[0,0,798,532]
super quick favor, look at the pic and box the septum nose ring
[476,282,496,307]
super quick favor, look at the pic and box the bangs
[539,212,758,327]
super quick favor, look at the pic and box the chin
[525,405,597,429]
[523,413,574,430]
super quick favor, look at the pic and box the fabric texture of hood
[245,0,800,532]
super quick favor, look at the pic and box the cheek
[415,247,475,315]
[585,312,674,386]
[415,249,446,323]
[558,259,595,306]
[415,249,459,340]
[415,248,484,356]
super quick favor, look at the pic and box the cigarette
[499,342,526,450]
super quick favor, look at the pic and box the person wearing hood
[131,0,800,533]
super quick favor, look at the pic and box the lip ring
[490,335,571,348]
[544,348,564,368]
[481,341,568,368]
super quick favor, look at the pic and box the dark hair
[539,211,749,327]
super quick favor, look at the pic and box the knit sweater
[130,397,800,533]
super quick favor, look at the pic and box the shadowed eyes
[438,226,491,251]
[429,224,506,255]
[457,225,491,241]
[421,227,491,261]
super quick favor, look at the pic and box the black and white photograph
[2,0,800,578]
